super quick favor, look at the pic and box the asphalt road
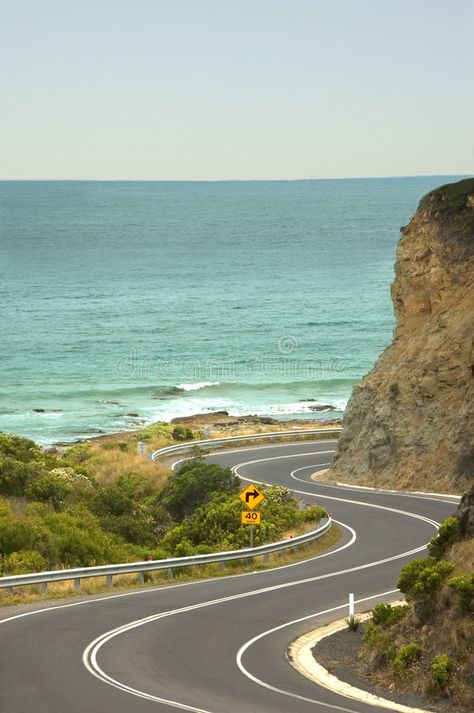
[0,439,459,713]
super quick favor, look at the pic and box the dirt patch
[313,624,455,712]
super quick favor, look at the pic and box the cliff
[331,178,474,493]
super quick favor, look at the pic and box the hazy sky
[1,0,473,180]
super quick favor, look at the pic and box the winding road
[0,439,459,713]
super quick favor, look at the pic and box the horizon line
[0,173,471,183]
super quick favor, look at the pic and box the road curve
[0,439,458,713]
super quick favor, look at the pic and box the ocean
[0,176,463,445]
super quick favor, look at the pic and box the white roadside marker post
[349,592,355,619]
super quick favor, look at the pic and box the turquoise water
[0,177,462,444]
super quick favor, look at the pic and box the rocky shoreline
[51,411,342,448]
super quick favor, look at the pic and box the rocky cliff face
[331,178,474,493]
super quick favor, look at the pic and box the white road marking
[290,464,459,505]
[236,589,400,712]
[82,523,437,709]
[0,521,355,626]
[1,440,453,713]
[170,440,338,470]
[232,457,441,529]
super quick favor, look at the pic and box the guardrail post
[137,572,145,584]
[0,515,332,591]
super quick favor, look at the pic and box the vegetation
[370,602,408,628]
[397,557,454,619]
[360,518,474,709]
[427,516,458,560]
[346,615,360,631]
[0,432,327,579]
[392,643,422,675]
[430,654,454,692]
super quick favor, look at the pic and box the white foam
[176,382,220,392]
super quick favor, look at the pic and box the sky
[0,0,473,180]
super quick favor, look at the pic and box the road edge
[288,606,431,713]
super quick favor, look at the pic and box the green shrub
[0,505,35,555]
[172,425,195,441]
[392,643,422,675]
[447,573,474,613]
[3,549,47,574]
[0,457,44,496]
[26,471,71,510]
[362,622,396,662]
[371,603,409,628]
[427,517,458,560]
[0,433,43,463]
[157,461,239,521]
[346,615,360,631]
[430,654,453,691]
[398,558,454,618]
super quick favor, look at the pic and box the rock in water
[331,178,474,493]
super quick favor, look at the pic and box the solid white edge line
[0,515,355,627]
[234,461,441,530]
[289,464,458,506]
[1,440,453,713]
[82,511,440,712]
[236,589,400,713]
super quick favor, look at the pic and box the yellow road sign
[241,510,261,525]
[239,483,264,510]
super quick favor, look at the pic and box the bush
[346,615,360,631]
[427,517,458,560]
[172,425,194,441]
[157,461,239,521]
[0,433,43,463]
[0,503,35,555]
[398,558,454,618]
[430,654,453,691]
[3,549,47,575]
[0,457,44,496]
[362,622,396,663]
[26,471,71,511]
[447,573,474,614]
[94,473,155,516]
[371,603,409,628]
[392,643,422,675]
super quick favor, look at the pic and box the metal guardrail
[0,518,332,592]
[0,429,339,592]
[151,427,342,462]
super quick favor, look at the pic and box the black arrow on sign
[245,489,259,503]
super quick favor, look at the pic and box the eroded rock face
[331,179,474,493]
[457,485,474,537]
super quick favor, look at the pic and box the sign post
[239,484,264,548]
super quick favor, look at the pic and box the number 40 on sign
[241,511,261,525]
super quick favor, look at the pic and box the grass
[0,524,341,608]
[62,422,340,487]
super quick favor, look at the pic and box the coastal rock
[331,178,474,493]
